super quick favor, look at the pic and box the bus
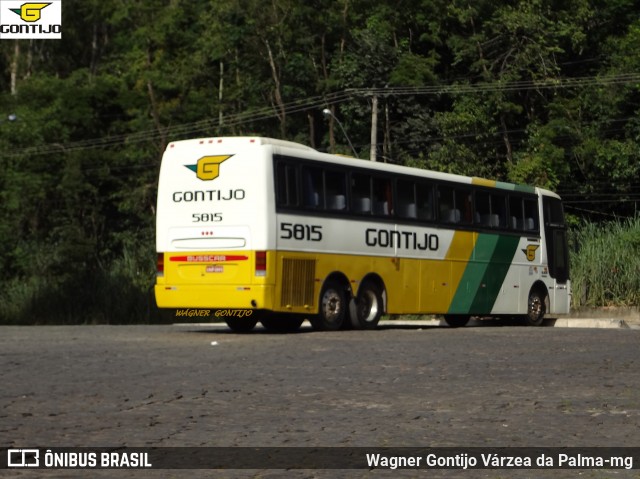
[155,136,571,332]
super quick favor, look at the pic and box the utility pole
[370,95,378,162]
[219,61,224,127]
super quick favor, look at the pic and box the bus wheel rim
[359,290,379,323]
[529,295,542,319]
[322,289,342,322]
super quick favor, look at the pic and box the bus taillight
[255,251,267,276]
[157,253,165,277]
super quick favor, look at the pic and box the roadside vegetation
[570,217,640,309]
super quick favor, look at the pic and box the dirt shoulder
[564,306,640,325]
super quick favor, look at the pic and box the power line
[347,73,640,97]
[2,72,640,158]
[0,90,353,158]
[563,205,628,218]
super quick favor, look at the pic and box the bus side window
[455,188,473,224]
[438,186,472,224]
[475,191,491,226]
[326,170,347,211]
[510,196,539,232]
[397,179,416,218]
[510,196,524,230]
[523,199,539,231]
[492,194,508,228]
[351,173,372,214]
[276,161,298,207]
[373,177,392,216]
[475,191,507,228]
[302,166,324,209]
[416,182,434,221]
[438,186,457,223]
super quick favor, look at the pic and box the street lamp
[322,108,358,158]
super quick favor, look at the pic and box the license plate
[206,265,224,273]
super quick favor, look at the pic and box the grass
[0,245,162,325]
[569,216,640,308]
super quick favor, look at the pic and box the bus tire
[523,288,547,326]
[225,317,258,333]
[311,280,346,331]
[350,282,383,329]
[444,315,470,328]
[261,314,304,333]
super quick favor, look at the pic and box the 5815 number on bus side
[280,223,323,241]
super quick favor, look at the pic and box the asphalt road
[1,323,639,478]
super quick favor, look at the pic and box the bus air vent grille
[281,258,316,307]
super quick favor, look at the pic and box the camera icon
[7,449,39,467]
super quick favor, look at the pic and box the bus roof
[166,136,561,199]
[166,136,316,152]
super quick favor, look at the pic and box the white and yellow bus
[155,137,570,332]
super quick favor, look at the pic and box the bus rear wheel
[225,316,258,333]
[350,282,383,329]
[310,280,346,331]
[523,288,547,326]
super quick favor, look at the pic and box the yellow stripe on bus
[471,177,496,188]
[445,230,478,310]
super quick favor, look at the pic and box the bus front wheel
[523,288,547,326]
[311,280,346,331]
[350,282,383,329]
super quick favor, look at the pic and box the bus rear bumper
[155,283,275,310]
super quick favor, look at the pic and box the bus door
[543,197,571,313]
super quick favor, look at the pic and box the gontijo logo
[11,3,50,21]
[0,1,62,39]
[184,155,233,181]
[522,244,539,262]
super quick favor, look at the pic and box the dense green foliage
[1,0,639,323]
[570,217,640,308]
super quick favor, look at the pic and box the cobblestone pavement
[1,324,639,478]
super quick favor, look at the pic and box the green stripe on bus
[495,181,536,194]
[469,235,521,313]
[447,234,520,315]
[447,234,498,314]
